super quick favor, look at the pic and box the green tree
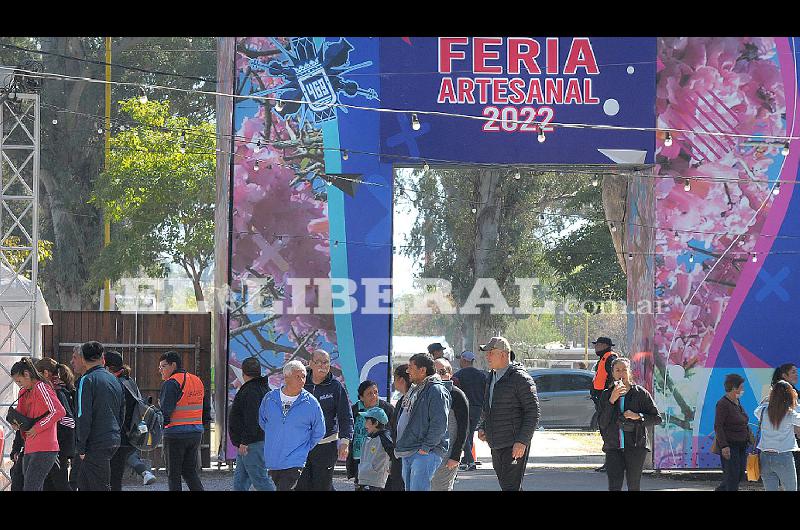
[91,97,215,310]
[0,37,217,309]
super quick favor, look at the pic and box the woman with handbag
[35,357,77,491]
[754,380,800,490]
[598,357,662,491]
[9,358,66,491]
[713,374,750,491]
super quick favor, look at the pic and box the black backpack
[120,378,164,451]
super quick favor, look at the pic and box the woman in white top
[754,380,800,491]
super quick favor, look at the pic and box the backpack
[120,378,164,451]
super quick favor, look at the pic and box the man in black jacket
[229,357,274,491]
[71,341,125,491]
[590,336,618,473]
[453,350,487,470]
[477,336,540,491]
[431,358,469,491]
[296,349,354,491]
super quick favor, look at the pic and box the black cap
[592,337,615,347]
[104,350,123,369]
[427,343,444,353]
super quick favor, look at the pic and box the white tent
[0,263,50,487]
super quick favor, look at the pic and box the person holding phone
[598,357,661,491]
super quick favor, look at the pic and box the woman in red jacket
[10,357,66,491]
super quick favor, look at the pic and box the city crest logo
[250,37,379,127]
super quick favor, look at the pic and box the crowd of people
[10,332,797,492]
[713,363,800,491]
[7,341,205,491]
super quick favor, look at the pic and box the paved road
[121,431,761,491]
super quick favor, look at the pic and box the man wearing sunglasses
[477,336,540,491]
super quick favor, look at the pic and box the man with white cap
[453,350,487,470]
[477,336,540,491]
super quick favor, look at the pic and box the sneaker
[459,463,477,471]
[474,460,483,466]
[594,465,607,473]
[142,471,157,485]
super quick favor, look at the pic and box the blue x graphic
[756,266,791,302]
[386,113,431,158]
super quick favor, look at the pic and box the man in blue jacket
[296,349,354,491]
[394,353,451,491]
[259,359,325,491]
[71,341,124,491]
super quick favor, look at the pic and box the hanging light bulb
[751,252,758,263]
[689,254,694,263]
[674,232,680,241]
[119,125,126,131]
[138,89,148,104]
[411,113,421,131]
[97,126,104,134]
[514,171,521,180]
[333,240,339,248]
[52,118,58,125]
[275,99,285,112]
[773,183,781,195]
[782,141,790,156]
[423,161,430,172]
[628,253,633,261]
[179,145,186,154]
[471,208,477,214]
[342,150,349,161]
[664,131,673,147]
[567,255,572,260]
[611,223,617,232]
[683,179,691,192]
[253,160,260,172]
[592,175,599,187]
[537,127,546,143]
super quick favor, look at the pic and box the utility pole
[103,37,112,311]
[584,311,589,365]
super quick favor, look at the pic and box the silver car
[528,368,597,430]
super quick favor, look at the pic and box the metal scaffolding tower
[0,90,40,489]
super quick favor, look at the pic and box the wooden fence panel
[42,311,212,468]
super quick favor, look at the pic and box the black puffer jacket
[597,384,661,452]
[478,362,540,449]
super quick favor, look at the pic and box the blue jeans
[401,451,442,491]
[760,451,797,491]
[233,441,276,491]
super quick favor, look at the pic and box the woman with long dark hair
[754,380,800,491]
[769,363,800,484]
[9,357,66,491]
[35,357,76,491]
[597,357,661,491]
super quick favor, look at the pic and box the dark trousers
[165,434,204,491]
[387,457,405,491]
[606,448,648,491]
[491,444,531,491]
[110,445,135,491]
[296,441,338,491]
[716,442,748,491]
[10,455,24,491]
[44,454,73,491]
[77,446,118,491]
[461,405,483,465]
[269,467,303,491]
[22,452,58,491]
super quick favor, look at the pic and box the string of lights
[38,101,800,243]
[8,65,800,145]
[38,100,800,189]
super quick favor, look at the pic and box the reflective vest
[593,351,616,391]
[165,371,204,429]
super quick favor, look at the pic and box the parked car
[528,368,597,430]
